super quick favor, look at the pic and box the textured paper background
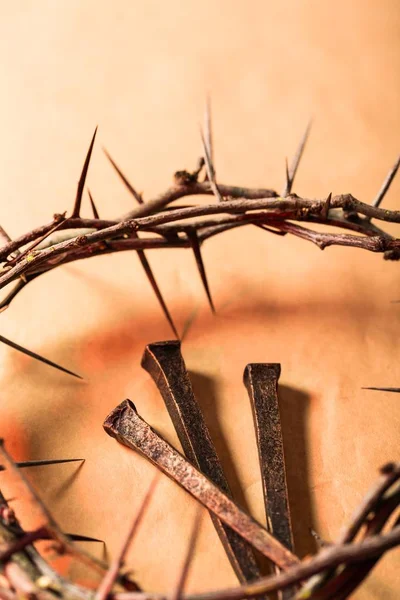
[0,1,399,598]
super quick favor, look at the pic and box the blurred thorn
[172,507,202,600]
[282,120,312,196]
[371,155,400,212]
[362,387,400,393]
[103,148,143,204]
[204,96,214,177]
[200,128,223,202]
[0,334,83,379]
[66,533,104,544]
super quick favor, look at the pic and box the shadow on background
[189,371,316,567]
[190,371,316,561]
[278,384,316,558]
[189,371,253,516]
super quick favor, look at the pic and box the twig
[95,474,160,600]
[171,507,203,600]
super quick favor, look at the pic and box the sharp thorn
[135,240,179,338]
[66,533,104,544]
[204,96,214,177]
[0,334,83,379]
[72,126,98,218]
[17,458,84,469]
[0,458,84,473]
[187,230,215,313]
[103,148,143,204]
[362,387,400,393]
[200,128,223,202]
[283,158,290,197]
[88,190,100,219]
[321,192,332,219]
[371,155,400,211]
[283,119,312,196]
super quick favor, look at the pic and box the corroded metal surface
[103,399,299,570]
[142,341,261,583]
[243,364,294,552]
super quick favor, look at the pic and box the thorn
[200,128,223,202]
[0,334,83,379]
[103,148,143,204]
[134,237,179,338]
[362,387,400,393]
[321,192,332,220]
[282,120,312,196]
[0,280,27,313]
[72,127,98,218]
[66,533,104,543]
[88,190,100,219]
[371,155,400,211]
[172,507,202,600]
[204,96,214,177]
[186,230,215,313]
[284,158,290,196]
[94,473,160,600]
[10,458,84,472]
[6,218,69,267]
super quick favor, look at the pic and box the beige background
[0,1,399,598]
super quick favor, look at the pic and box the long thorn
[282,120,312,196]
[172,507,203,600]
[200,129,223,202]
[95,473,160,600]
[72,127,98,218]
[134,236,179,338]
[372,156,400,210]
[103,149,143,204]
[88,190,100,219]
[66,533,104,543]
[186,230,215,313]
[18,458,83,469]
[0,334,83,379]
[362,387,400,393]
[204,97,214,178]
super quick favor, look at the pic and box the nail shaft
[141,341,261,582]
[103,400,299,570]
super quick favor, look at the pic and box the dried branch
[171,507,202,600]
[95,474,160,600]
